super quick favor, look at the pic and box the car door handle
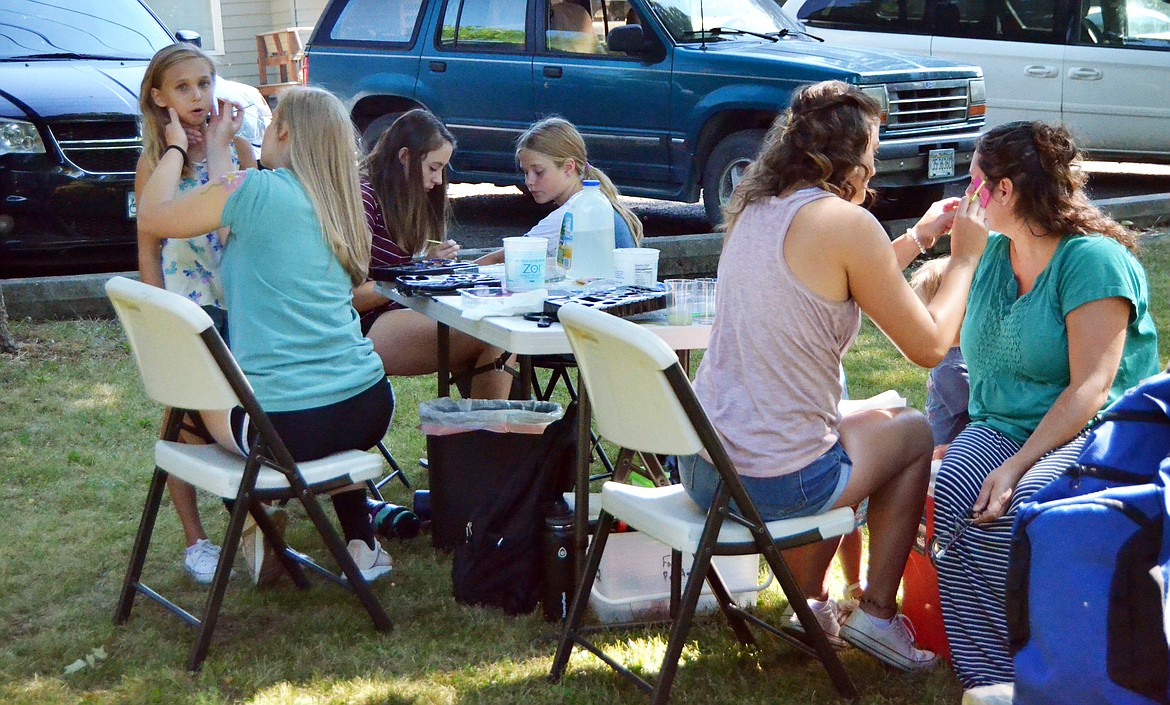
[1068,67,1103,80]
[543,66,563,78]
[1024,65,1058,78]
[429,61,447,73]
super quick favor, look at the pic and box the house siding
[150,0,327,84]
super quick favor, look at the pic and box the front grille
[886,80,970,131]
[46,118,142,175]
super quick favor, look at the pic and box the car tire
[701,129,765,228]
[869,183,947,222]
[361,112,403,153]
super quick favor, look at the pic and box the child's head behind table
[909,257,959,346]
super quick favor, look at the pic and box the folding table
[379,285,711,582]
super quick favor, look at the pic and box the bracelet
[163,144,187,162]
[906,226,928,255]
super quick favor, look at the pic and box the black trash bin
[419,398,563,550]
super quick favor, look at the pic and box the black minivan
[0,0,180,276]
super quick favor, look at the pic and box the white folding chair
[550,302,859,703]
[106,276,392,671]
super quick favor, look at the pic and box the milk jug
[558,180,614,281]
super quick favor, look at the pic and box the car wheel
[361,112,403,153]
[701,129,765,227]
[869,183,947,222]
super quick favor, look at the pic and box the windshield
[649,0,806,43]
[0,0,173,61]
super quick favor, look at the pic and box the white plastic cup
[613,247,660,287]
[503,236,547,292]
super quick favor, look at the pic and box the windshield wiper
[684,26,825,43]
[779,27,826,42]
[686,26,780,42]
[5,52,136,61]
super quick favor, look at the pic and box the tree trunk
[0,286,17,354]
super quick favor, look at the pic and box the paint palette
[542,285,669,320]
[369,258,478,282]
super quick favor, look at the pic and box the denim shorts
[679,442,852,521]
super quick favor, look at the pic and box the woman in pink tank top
[683,80,989,672]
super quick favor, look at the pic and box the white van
[782,0,1170,162]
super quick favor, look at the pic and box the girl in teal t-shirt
[137,86,395,583]
[933,121,1160,690]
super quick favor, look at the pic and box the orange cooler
[901,460,951,660]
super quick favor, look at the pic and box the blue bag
[1007,464,1170,704]
[1030,373,1170,506]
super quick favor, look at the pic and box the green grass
[1,233,1166,704]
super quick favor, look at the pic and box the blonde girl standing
[134,43,257,584]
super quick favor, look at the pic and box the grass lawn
[1,233,1166,705]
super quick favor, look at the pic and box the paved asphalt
[448,161,1170,251]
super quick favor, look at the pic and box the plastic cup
[613,247,660,287]
[503,236,548,292]
[665,279,695,326]
[694,278,717,324]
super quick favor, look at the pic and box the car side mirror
[175,30,203,47]
[607,24,649,55]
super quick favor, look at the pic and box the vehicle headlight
[859,85,889,125]
[968,79,986,118]
[0,118,47,156]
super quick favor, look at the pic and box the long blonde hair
[515,117,643,244]
[138,43,215,180]
[275,87,371,286]
[361,109,454,256]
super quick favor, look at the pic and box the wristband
[164,144,187,162]
[906,226,928,255]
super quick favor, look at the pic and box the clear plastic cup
[694,277,717,324]
[665,279,695,326]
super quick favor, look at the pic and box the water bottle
[558,180,614,281]
[542,499,576,622]
[367,498,421,540]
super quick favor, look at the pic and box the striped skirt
[933,425,1087,688]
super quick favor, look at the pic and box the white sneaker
[840,607,939,671]
[183,539,224,584]
[781,598,847,650]
[241,506,288,588]
[347,539,393,582]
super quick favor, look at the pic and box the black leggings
[229,378,394,462]
[228,378,394,546]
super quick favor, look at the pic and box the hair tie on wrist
[164,144,187,162]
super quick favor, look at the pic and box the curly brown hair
[722,80,881,232]
[976,121,1136,252]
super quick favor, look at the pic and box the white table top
[381,285,711,355]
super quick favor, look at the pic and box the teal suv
[307,0,987,223]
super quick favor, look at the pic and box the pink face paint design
[216,170,248,195]
[968,176,992,208]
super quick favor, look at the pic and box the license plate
[927,148,955,179]
[127,191,137,219]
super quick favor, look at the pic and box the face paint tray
[395,273,503,295]
[370,258,478,282]
[541,284,669,320]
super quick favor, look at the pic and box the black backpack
[452,403,577,615]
